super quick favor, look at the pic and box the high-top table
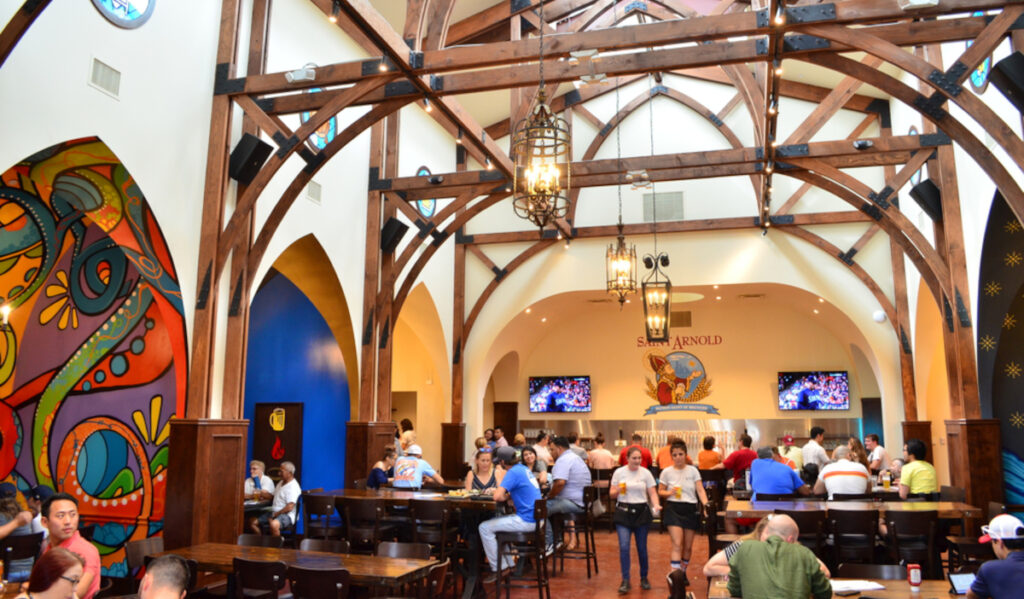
[724,499,981,520]
[158,542,435,587]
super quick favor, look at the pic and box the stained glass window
[91,0,155,29]
[908,125,925,186]
[300,87,338,150]
[416,166,436,218]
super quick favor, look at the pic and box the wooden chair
[376,541,431,560]
[1,532,43,582]
[303,493,342,540]
[232,558,288,599]
[496,499,550,599]
[885,510,940,579]
[420,559,450,599]
[237,533,284,548]
[829,509,879,565]
[352,479,367,490]
[338,497,398,554]
[299,538,351,554]
[286,565,351,599]
[774,508,826,559]
[836,563,907,580]
[409,499,458,561]
[100,535,166,595]
[555,486,599,578]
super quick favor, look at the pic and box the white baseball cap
[979,514,1024,543]
[406,444,423,455]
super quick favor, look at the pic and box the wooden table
[312,488,501,511]
[724,499,981,520]
[708,577,953,597]
[157,543,435,587]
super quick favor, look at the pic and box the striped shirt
[819,459,869,499]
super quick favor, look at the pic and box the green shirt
[727,536,831,599]
[900,459,938,494]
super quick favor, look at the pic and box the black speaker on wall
[990,51,1024,113]
[228,133,273,185]
[909,178,943,222]
[380,217,409,253]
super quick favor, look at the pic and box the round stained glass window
[91,0,155,29]
[300,87,337,150]
[416,166,436,218]
[966,12,992,94]
[908,125,924,186]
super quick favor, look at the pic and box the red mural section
[0,138,186,576]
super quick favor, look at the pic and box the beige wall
[914,281,953,486]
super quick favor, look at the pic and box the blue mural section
[244,271,349,514]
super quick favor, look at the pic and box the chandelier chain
[648,72,657,253]
[538,1,545,91]
[614,1,623,226]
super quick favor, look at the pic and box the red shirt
[46,531,101,599]
[618,444,653,467]
[723,448,757,481]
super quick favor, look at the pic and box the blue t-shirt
[500,464,542,523]
[970,550,1024,598]
[392,456,436,488]
[551,451,592,506]
[750,458,804,500]
[367,467,389,489]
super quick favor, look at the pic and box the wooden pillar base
[165,419,248,549]
[441,422,466,481]
[945,419,1003,509]
[346,421,396,487]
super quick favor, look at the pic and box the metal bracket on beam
[409,51,424,70]
[195,264,211,310]
[782,35,830,52]
[928,68,963,97]
[479,169,507,182]
[361,309,374,345]
[920,132,952,146]
[862,203,883,221]
[900,326,912,355]
[414,219,432,238]
[599,123,613,137]
[299,148,325,173]
[770,214,794,225]
[368,167,391,191]
[228,273,244,317]
[775,161,797,171]
[651,85,669,96]
[541,229,559,239]
[23,0,46,12]
[755,8,770,28]
[455,229,474,244]
[511,0,531,12]
[755,147,764,160]
[913,94,948,121]
[755,39,769,56]
[273,132,299,158]
[775,144,809,158]
[838,248,857,265]
[943,295,954,332]
[784,4,836,24]
[385,80,418,97]
[431,230,449,246]
[709,114,724,127]
[955,289,971,327]
[430,75,444,91]
[492,266,508,281]
[362,57,395,75]
[865,98,892,129]
[214,63,245,95]
[255,98,276,113]
[869,186,893,209]
[378,316,390,349]
[453,341,461,365]
[563,89,583,107]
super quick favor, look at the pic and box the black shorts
[663,501,700,530]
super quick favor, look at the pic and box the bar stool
[555,486,599,578]
[496,499,550,599]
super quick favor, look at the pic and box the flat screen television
[778,371,850,410]
[528,376,591,413]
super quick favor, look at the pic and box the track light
[774,60,783,76]
[329,0,340,23]
[485,157,492,170]
[378,58,388,72]
[774,12,785,25]
[456,128,463,144]
[424,96,432,112]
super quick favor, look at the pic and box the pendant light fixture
[641,73,671,342]
[605,20,637,308]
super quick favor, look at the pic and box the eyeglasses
[61,575,80,586]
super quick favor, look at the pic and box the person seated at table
[778,435,802,471]
[705,514,831,579]
[253,461,301,537]
[41,493,100,599]
[547,436,592,549]
[969,513,1024,599]
[813,445,869,499]
[847,437,871,471]
[865,433,891,474]
[479,446,543,584]
[750,447,811,501]
[712,434,755,487]
[399,430,417,457]
[520,446,548,488]
[493,426,509,447]
[26,484,55,541]
[244,460,273,501]
[898,438,937,499]
[368,445,397,490]
[465,449,503,493]
[0,482,37,581]
[392,444,444,489]
[139,555,190,599]
[697,435,722,470]
[588,433,617,470]
[726,514,832,599]
[16,547,84,599]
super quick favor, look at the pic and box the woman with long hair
[658,440,708,576]
[609,446,662,594]
[519,446,548,487]
[367,445,396,489]
[17,548,84,599]
[465,449,503,493]
[847,437,871,471]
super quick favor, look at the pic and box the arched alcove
[913,279,951,486]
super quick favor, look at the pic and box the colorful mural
[0,138,186,575]
[642,351,717,415]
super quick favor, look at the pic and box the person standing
[479,447,543,583]
[567,432,588,460]
[588,433,617,469]
[493,426,509,447]
[610,446,662,594]
[864,433,890,474]
[899,438,938,499]
[618,433,653,468]
[779,435,803,470]
[657,440,707,579]
[801,427,829,470]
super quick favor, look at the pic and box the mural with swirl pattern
[0,137,186,576]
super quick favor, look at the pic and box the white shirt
[31,513,47,541]
[819,459,870,499]
[244,474,274,499]
[868,445,891,472]
[802,439,829,469]
[611,466,657,504]
[534,443,554,465]
[272,478,301,522]
[658,465,702,503]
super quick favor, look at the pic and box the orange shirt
[698,449,722,470]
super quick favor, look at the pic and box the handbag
[591,494,606,518]
[613,502,653,528]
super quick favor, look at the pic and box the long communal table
[724,499,981,520]
[310,487,501,511]
[158,542,435,587]
[708,577,953,598]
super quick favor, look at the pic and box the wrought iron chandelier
[641,73,671,342]
[511,0,570,228]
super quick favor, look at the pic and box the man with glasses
[41,492,100,599]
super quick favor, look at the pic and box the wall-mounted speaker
[909,178,943,222]
[228,133,273,185]
[991,51,1024,113]
[380,217,409,253]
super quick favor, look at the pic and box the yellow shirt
[900,459,937,494]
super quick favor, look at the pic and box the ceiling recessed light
[541,317,547,322]
[713,285,719,289]
[715,296,722,300]
[525,308,531,314]
[625,299,631,303]
[818,298,824,303]
[813,309,820,314]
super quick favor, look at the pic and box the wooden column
[345,422,397,486]
[358,122,385,421]
[945,419,1003,508]
[441,422,466,481]
[164,419,248,549]
[902,420,932,456]
[375,112,401,422]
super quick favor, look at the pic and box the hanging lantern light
[511,1,570,229]
[642,253,671,342]
[607,224,637,307]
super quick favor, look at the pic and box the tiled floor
[496,527,713,599]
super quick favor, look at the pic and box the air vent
[643,191,684,222]
[306,180,322,204]
[738,293,766,300]
[89,58,120,98]
[670,311,691,327]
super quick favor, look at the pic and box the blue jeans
[546,497,583,545]
[616,524,649,581]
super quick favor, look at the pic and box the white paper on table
[830,580,887,592]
